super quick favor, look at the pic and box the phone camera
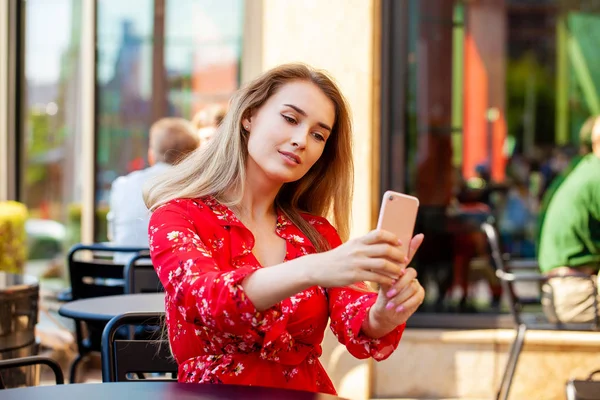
[389,195,394,201]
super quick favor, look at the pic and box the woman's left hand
[364,234,425,336]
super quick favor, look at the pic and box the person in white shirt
[108,117,199,263]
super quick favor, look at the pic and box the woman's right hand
[308,229,408,288]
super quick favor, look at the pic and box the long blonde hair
[144,63,354,250]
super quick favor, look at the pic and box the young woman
[144,63,425,395]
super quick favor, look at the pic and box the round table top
[0,382,344,400]
[58,293,165,322]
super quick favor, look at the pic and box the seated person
[538,119,600,323]
[536,115,600,248]
[108,117,199,263]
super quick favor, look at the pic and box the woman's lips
[279,151,301,165]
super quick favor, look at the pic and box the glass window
[95,0,244,242]
[20,0,83,265]
[96,0,154,241]
[165,0,244,116]
[382,0,600,318]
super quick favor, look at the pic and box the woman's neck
[232,161,283,222]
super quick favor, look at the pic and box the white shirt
[108,162,170,263]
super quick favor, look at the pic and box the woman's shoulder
[299,212,340,241]
[151,197,214,219]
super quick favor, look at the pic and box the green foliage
[0,201,28,274]
[67,203,110,244]
[25,111,52,186]
[506,53,556,147]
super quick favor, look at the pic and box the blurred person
[108,117,199,263]
[538,117,600,323]
[191,104,226,144]
[143,63,425,394]
[536,116,600,247]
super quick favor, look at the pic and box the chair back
[481,221,599,331]
[566,370,600,400]
[68,243,149,300]
[124,253,163,294]
[481,221,523,323]
[101,312,177,382]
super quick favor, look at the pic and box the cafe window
[380,0,600,326]
[19,0,85,263]
[95,0,244,241]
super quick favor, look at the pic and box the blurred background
[1,0,600,331]
[3,1,600,398]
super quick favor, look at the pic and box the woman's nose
[290,130,307,149]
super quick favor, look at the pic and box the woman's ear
[242,116,251,131]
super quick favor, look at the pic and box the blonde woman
[145,63,425,394]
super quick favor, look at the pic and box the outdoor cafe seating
[64,244,154,383]
[482,222,600,400]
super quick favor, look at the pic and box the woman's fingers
[359,270,396,287]
[406,234,425,263]
[396,285,425,313]
[385,281,418,310]
[363,243,407,264]
[384,268,417,297]
[362,229,400,246]
[384,280,424,312]
[362,258,404,280]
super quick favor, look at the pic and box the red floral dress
[148,196,405,395]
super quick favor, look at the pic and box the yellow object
[0,201,28,274]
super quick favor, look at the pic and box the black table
[58,293,165,322]
[0,382,345,399]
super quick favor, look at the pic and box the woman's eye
[282,115,297,124]
[312,133,325,142]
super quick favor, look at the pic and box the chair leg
[496,324,527,400]
[69,354,86,384]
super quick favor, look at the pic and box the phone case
[376,190,420,257]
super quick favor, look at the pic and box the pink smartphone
[376,190,420,258]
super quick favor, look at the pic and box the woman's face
[244,80,335,184]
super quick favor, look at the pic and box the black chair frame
[566,369,600,400]
[101,312,177,383]
[66,243,149,383]
[0,355,64,389]
[124,252,163,294]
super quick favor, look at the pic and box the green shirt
[538,154,600,272]
[535,155,584,251]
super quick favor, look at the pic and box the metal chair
[124,253,163,294]
[481,221,599,400]
[101,312,177,382]
[566,370,600,400]
[66,243,149,383]
[0,356,64,389]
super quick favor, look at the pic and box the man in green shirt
[538,120,600,323]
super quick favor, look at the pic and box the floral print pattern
[148,196,404,395]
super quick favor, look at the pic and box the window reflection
[21,0,83,264]
[95,0,244,241]
[393,0,600,315]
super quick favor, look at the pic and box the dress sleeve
[317,219,405,361]
[149,200,283,336]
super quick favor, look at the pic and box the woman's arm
[149,202,289,336]
[241,254,318,311]
[242,228,408,311]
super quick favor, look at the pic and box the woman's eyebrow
[283,103,332,132]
